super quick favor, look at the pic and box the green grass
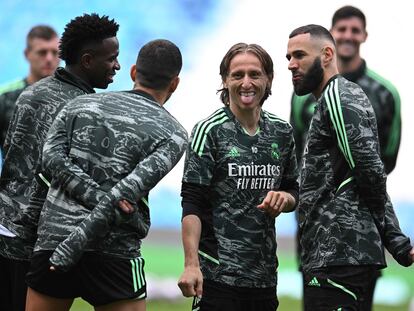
[71,296,410,311]
[71,298,192,311]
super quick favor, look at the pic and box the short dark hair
[218,43,274,105]
[59,13,119,65]
[26,25,58,49]
[332,6,366,29]
[289,24,336,47]
[135,39,182,90]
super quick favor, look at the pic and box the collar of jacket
[342,59,366,83]
[54,67,95,94]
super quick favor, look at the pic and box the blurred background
[1,0,413,310]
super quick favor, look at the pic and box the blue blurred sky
[0,0,227,90]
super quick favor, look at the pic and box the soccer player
[286,24,414,310]
[290,6,401,173]
[0,14,119,311]
[0,25,59,156]
[177,43,298,311]
[290,7,405,309]
[25,39,187,311]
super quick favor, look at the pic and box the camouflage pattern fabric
[0,68,94,260]
[299,75,411,272]
[183,106,298,288]
[35,90,188,271]
[290,60,401,174]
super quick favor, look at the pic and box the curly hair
[59,13,119,65]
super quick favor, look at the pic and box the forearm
[107,137,186,207]
[178,214,204,298]
[182,215,202,268]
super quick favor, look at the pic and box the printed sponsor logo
[228,162,281,190]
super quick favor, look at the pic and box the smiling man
[25,39,187,311]
[0,13,119,311]
[177,43,298,311]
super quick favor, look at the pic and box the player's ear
[130,64,136,82]
[80,53,93,69]
[24,48,30,60]
[169,76,180,93]
[322,46,334,66]
[362,30,368,43]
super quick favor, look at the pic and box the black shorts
[0,255,30,311]
[26,251,147,307]
[192,279,278,311]
[303,266,380,311]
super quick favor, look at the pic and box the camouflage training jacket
[34,90,188,259]
[183,106,298,288]
[299,75,392,272]
[0,68,94,260]
[290,60,401,174]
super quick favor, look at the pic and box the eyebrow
[286,49,305,58]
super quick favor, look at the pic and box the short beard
[294,57,324,96]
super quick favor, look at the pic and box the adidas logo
[308,277,320,287]
[228,147,240,158]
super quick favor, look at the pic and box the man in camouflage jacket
[286,24,414,310]
[27,39,187,310]
[0,14,120,311]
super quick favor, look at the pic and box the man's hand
[257,191,295,218]
[118,199,134,213]
[178,266,203,298]
[409,247,414,264]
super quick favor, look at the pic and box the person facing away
[0,25,59,156]
[25,39,188,311]
[290,6,401,174]
[0,13,120,311]
[286,24,414,311]
[177,42,299,311]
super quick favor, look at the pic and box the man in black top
[286,24,413,311]
[26,39,187,311]
[290,7,405,309]
[0,13,120,311]
[178,43,298,311]
[0,25,59,156]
